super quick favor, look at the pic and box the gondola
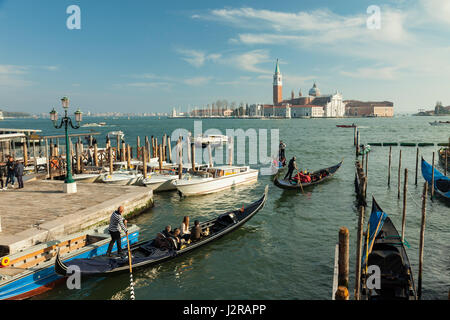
[55,186,268,277]
[360,197,417,300]
[336,124,356,128]
[273,160,343,190]
[421,157,450,200]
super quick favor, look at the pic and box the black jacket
[288,158,296,170]
[6,160,15,173]
[14,163,24,177]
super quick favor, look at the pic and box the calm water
[2,115,449,300]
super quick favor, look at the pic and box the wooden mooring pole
[388,146,392,187]
[418,182,428,300]
[415,147,419,185]
[398,149,402,199]
[167,137,172,163]
[336,227,349,300]
[109,147,113,174]
[142,146,148,179]
[354,206,365,300]
[178,138,183,179]
[431,152,435,199]
[401,168,408,243]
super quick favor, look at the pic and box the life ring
[50,159,59,169]
[1,256,10,267]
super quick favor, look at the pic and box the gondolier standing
[106,206,128,257]
[284,156,296,180]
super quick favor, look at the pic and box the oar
[295,166,305,194]
[125,232,136,300]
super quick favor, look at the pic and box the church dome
[309,83,320,97]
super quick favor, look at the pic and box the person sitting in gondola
[284,156,296,180]
[190,220,202,241]
[154,232,171,250]
[180,216,191,241]
[170,228,183,250]
[162,225,173,238]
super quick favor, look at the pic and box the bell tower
[273,59,282,105]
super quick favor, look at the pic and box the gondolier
[106,206,128,257]
[284,156,296,180]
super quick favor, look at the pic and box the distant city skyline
[1,0,450,114]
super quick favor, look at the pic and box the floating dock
[0,180,153,256]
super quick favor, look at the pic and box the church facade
[263,60,346,118]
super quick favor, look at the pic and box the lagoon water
[2,115,449,300]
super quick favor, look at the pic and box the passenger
[170,228,183,250]
[190,220,202,241]
[154,233,170,250]
[162,225,172,238]
[180,216,191,241]
[0,164,6,190]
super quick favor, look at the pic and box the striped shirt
[108,210,127,233]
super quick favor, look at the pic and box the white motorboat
[194,134,229,148]
[82,122,106,127]
[173,165,259,196]
[107,131,125,140]
[100,172,142,185]
[141,173,179,191]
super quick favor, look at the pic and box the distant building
[264,60,346,118]
[248,104,264,117]
[344,100,394,117]
[0,110,3,120]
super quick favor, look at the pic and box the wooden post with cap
[418,182,427,300]
[401,168,408,243]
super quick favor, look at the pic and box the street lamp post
[49,97,83,193]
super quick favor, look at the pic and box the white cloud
[340,66,400,80]
[421,0,450,25]
[183,76,213,86]
[225,49,272,74]
[176,49,222,67]
[0,65,27,74]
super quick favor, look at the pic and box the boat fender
[1,256,10,267]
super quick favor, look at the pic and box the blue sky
[1,0,450,114]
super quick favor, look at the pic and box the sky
[0,0,450,114]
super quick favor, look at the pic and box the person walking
[284,156,297,181]
[5,156,15,189]
[106,206,128,257]
[14,160,24,189]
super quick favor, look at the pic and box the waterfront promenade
[0,180,153,255]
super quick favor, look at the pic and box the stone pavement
[0,180,153,255]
